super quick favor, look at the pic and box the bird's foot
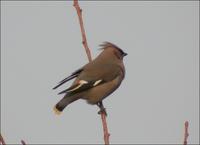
[97,101,107,116]
[98,107,107,116]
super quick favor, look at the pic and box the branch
[21,140,26,145]
[101,112,110,145]
[73,1,110,144]
[73,0,92,62]
[0,133,26,145]
[183,121,189,145]
[0,134,6,145]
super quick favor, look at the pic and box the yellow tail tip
[53,106,61,115]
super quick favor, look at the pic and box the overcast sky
[1,1,199,144]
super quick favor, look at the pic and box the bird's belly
[82,77,121,104]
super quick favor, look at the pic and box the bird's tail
[53,94,80,115]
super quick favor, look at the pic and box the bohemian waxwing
[53,42,127,115]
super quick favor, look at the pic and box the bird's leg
[97,101,107,116]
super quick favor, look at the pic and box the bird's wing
[54,63,120,96]
[58,79,105,95]
[53,67,84,89]
[79,62,121,82]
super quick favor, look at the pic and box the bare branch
[183,121,189,145]
[73,1,110,144]
[0,134,6,145]
[101,112,110,145]
[21,140,26,145]
[73,0,92,62]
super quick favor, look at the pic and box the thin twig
[73,0,92,62]
[101,112,110,145]
[0,133,26,145]
[183,121,189,145]
[21,140,26,145]
[0,134,6,145]
[73,0,110,144]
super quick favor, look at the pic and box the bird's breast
[82,76,122,104]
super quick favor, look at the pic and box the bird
[53,42,127,115]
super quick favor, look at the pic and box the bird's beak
[123,53,128,57]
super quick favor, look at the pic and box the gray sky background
[1,1,199,144]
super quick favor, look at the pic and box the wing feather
[53,68,83,89]
[58,79,104,95]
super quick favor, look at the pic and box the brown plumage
[53,42,127,115]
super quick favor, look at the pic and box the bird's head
[99,42,127,60]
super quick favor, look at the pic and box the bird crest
[99,42,126,55]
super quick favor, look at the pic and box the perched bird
[53,42,127,115]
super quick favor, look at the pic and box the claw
[97,101,108,116]
[98,108,107,116]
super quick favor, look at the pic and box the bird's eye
[123,52,127,57]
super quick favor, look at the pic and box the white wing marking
[93,80,102,86]
[67,80,88,92]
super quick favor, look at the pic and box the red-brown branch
[0,134,6,145]
[0,133,26,145]
[101,112,110,145]
[183,121,189,145]
[73,0,92,62]
[73,0,110,144]
[21,140,26,145]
